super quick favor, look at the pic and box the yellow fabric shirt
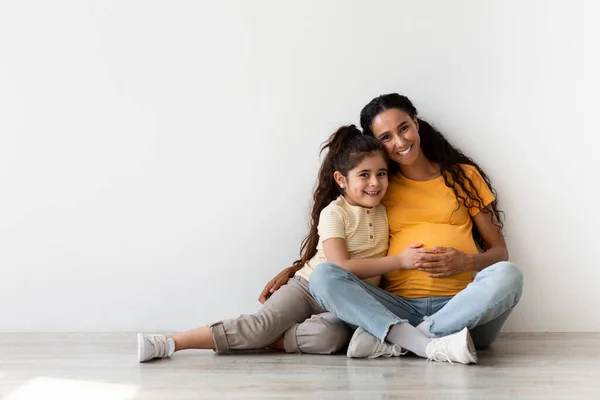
[295,195,388,287]
[382,164,495,298]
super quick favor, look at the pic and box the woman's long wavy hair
[293,125,387,268]
[360,93,503,250]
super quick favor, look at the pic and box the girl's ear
[333,171,346,189]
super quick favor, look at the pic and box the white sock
[416,321,435,338]
[167,338,175,356]
[385,323,431,358]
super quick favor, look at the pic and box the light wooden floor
[1,333,599,400]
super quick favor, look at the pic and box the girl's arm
[323,238,422,279]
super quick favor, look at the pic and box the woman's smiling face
[370,108,421,167]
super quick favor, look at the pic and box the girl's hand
[258,266,296,304]
[415,246,473,277]
[396,243,424,270]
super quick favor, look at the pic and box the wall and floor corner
[1,0,598,334]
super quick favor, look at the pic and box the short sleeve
[462,165,496,216]
[317,206,347,241]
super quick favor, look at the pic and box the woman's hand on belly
[414,246,475,278]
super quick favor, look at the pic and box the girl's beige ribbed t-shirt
[295,195,389,287]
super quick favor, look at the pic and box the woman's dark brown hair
[360,93,503,250]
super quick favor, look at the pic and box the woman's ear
[333,171,346,189]
[413,116,419,132]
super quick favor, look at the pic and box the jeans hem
[336,266,408,341]
[426,289,521,336]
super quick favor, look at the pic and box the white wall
[1,0,598,332]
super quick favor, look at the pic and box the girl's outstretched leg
[137,276,324,362]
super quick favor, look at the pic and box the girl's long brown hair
[293,125,386,268]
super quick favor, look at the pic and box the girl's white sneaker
[137,333,174,362]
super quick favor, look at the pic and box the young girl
[138,125,475,363]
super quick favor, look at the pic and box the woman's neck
[399,153,440,181]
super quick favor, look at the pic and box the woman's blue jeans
[309,261,523,348]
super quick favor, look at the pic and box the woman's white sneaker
[425,327,477,364]
[347,327,406,358]
[137,333,175,362]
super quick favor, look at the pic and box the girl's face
[335,154,388,208]
[370,108,421,167]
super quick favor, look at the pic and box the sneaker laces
[373,341,407,357]
[373,340,389,355]
[147,335,169,358]
[391,345,407,357]
[426,339,455,365]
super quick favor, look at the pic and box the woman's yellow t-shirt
[382,164,495,298]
